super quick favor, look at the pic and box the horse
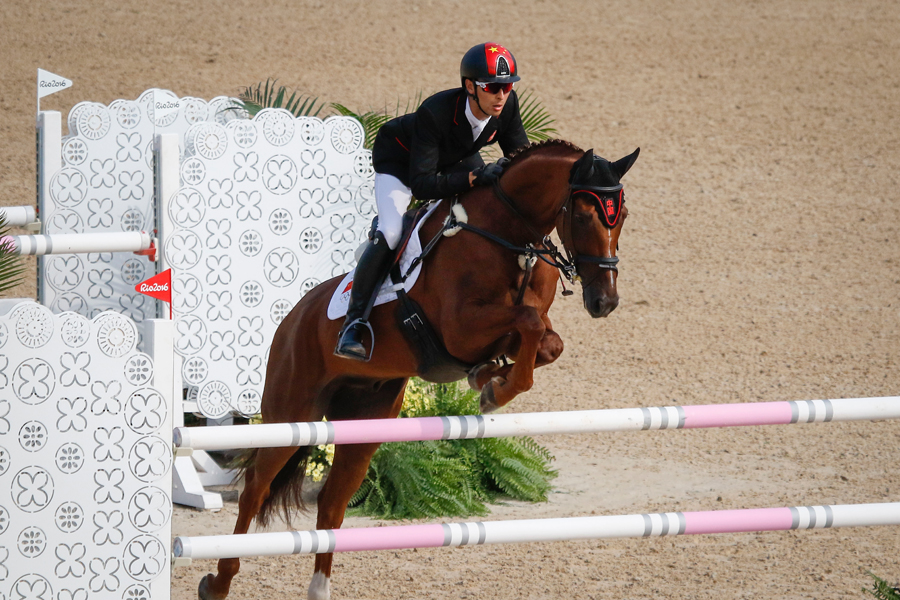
[198,140,640,600]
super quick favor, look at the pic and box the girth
[388,262,475,384]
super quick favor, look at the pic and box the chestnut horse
[198,140,639,600]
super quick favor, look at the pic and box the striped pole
[2,231,152,255]
[172,501,900,562]
[172,396,900,452]
[0,206,37,227]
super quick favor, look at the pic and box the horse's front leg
[468,325,563,391]
[309,441,382,600]
[477,305,546,412]
[535,313,564,366]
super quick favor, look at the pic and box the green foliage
[0,214,26,294]
[863,572,900,599]
[232,81,556,160]
[351,441,489,520]
[331,93,423,150]
[347,378,557,520]
[231,79,325,118]
[331,104,392,151]
[480,88,558,162]
[518,89,559,142]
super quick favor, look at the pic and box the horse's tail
[232,446,314,528]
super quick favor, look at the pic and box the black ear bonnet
[569,152,624,228]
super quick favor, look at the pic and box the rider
[335,42,530,360]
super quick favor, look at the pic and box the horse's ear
[611,148,640,180]
[570,149,595,183]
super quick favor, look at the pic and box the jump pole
[0,206,37,227]
[2,230,153,256]
[172,501,900,562]
[173,396,900,452]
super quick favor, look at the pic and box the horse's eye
[574,213,590,225]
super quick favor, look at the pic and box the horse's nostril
[592,295,619,317]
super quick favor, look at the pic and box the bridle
[558,183,623,276]
[490,179,622,283]
[400,174,623,303]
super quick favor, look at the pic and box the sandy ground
[2,0,900,598]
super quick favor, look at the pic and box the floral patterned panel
[161,109,375,418]
[0,302,172,600]
[40,90,241,324]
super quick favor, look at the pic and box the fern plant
[864,572,900,599]
[0,213,26,294]
[347,379,557,520]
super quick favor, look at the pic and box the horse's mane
[505,139,584,168]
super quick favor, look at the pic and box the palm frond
[331,104,392,151]
[518,89,558,142]
[229,79,325,119]
[0,213,26,294]
[332,93,423,151]
[481,88,557,162]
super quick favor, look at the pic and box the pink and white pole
[172,396,900,452]
[172,501,900,562]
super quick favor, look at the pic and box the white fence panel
[159,109,375,417]
[0,301,173,600]
[39,90,239,323]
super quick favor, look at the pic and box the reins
[399,171,622,304]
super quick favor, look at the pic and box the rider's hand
[471,158,510,187]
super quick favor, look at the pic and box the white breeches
[374,173,413,250]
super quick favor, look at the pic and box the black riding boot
[335,231,394,360]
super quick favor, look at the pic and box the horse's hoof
[308,571,331,600]
[480,381,499,413]
[467,363,490,391]
[199,574,226,600]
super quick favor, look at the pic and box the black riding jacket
[372,88,529,200]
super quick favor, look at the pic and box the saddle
[326,202,475,382]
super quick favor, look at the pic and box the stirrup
[334,319,376,361]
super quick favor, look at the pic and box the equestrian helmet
[460,42,521,84]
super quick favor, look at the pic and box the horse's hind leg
[198,446,301,600]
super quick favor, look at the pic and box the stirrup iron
[334,318,376,361]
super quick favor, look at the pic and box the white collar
[464,97,491,142]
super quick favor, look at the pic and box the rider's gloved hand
[471,157,510,187]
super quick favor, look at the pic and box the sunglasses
[475,81,515,95]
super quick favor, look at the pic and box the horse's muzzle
[583,290,619,318]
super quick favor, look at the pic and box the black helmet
[460,42,521,84]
